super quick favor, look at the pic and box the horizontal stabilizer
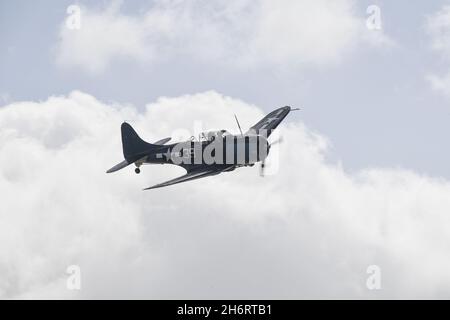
[106,160,130,173]
[153,137,171,145]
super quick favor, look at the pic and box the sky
[2,0,450,299]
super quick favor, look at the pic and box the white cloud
[426,5,450,97]
[427,6,450,55]
[0,93,10,105]
[56,1,152,74]
[1,90,450,298]
[55,0,394,74]
[426,72,450,96]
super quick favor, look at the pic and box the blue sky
[2,0,450,177]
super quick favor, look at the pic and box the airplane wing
[143,165,234,190]
[246,106,294,137]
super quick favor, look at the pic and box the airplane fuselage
[141,134,270,168]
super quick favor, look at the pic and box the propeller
[259,136,284,177]
[259,161,266,177]
[269,136,283,146]
[259,105,301,176]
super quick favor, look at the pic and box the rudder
[121,122,155,161]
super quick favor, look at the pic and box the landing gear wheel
[135,168,141,174]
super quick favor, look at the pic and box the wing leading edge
[143,166,234,190]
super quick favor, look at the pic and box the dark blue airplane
[107,106,298,189]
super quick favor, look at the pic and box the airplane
[106,106,298,190]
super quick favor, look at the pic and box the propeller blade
[259,136,283,176]
[259,161,265,177]
[270,136,284,147]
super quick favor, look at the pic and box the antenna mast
[234,114,244,137]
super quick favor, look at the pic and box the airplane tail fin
[121,122,157,162]
[106,123,164,174]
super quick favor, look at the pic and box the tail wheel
[135,168,141,174]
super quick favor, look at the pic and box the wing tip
[143,185,161,191]
[106,160,130,174]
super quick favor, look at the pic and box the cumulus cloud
[0,93,11,105]
[55,0,393,74]
[427,6,450,54]
[426,72,450,96]
[426,5,450,97]
[1,90,450,299]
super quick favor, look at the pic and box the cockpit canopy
[200,129,230,141]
